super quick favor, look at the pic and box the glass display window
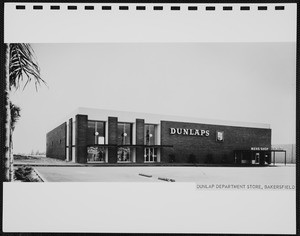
[144,124,156,145]
[117,123,132,145]
[87,120,105,145]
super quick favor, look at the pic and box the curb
[33,167,47,182]
[14,164,84,167]
[13,163,272,167]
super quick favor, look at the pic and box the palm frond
[9,43,46,91]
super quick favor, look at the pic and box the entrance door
[144,148,157,162]
[255,152,260,164]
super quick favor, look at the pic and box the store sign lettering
[251,147,269,151]
[170,128,209,137]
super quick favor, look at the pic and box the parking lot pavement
[34,165,296,184]
[35,166,161,182]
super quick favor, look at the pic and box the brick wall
[161,121,271,164]
[136,119,145,163]
[108,116,118,163]
[46,122,66,160]
[68,118,73,161]
[75,115,87,163]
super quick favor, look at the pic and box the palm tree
[9,102,21,180]
[4,43,45,181]
[9,44,45,90]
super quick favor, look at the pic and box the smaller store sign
[98,136,105,144]
[250,147,269,151]
[216,131,224,142]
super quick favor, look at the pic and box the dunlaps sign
[170,128,209,137]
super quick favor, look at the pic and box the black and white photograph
[7,43,296,184]
[2,2,297,234]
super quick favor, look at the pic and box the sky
[10,43,296,154]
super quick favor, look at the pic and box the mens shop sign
[170,128,209,136]
[251,147,269,151]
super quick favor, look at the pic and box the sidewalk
[14,155,80,166]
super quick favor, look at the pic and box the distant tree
[4,43,46,181]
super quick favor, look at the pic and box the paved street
[34,165,296,184]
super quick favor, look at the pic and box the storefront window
[117,147,131,162]
[144,124,156,145]
[117,123,132,145]
[87,146,105,162]
[87,121,105,145]
[117,123,132,162]
[144,124,157,162]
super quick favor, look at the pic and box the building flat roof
[62,107,270,129]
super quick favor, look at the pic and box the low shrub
[188,154,197,164]
[221,154,228,164]
[14,166,40,182]
[169,154,176,163]
[205,154,214,164]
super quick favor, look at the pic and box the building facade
[46,107,272,165]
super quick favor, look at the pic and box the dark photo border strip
[0,1,298,235]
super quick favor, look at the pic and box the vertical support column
[75,114,88,164]
[64,122,67,160]
[66,121,69,161]
[105,121,109,162]
[136,119,145,163]
[291,144,294,163]
[68,118,73,161]
[284,151,286,166]
[259,151,264,165]
[108,117,118,163]
[157,149,161,162]
[132,123,136,162]
[159,122,167,163]
[155,124,161,162]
